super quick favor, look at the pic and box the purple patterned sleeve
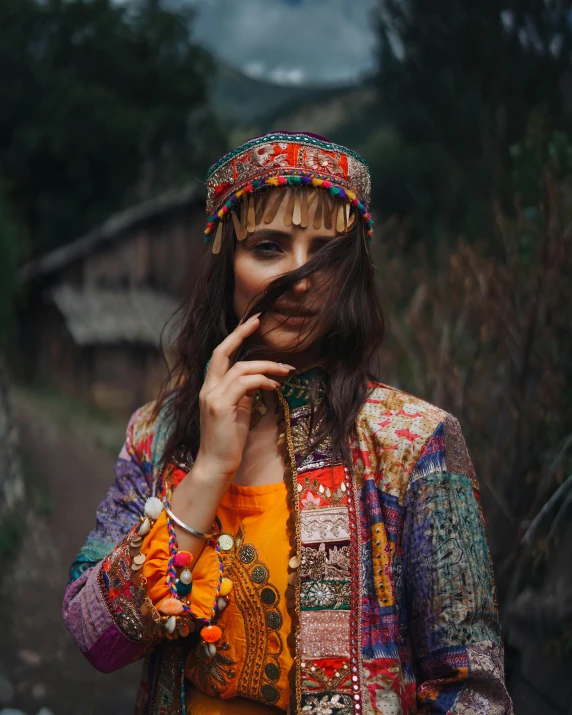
[62,406,160,672]
[403,417,513,714]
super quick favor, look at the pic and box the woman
[63,132,512,715]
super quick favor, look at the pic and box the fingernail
[280,364,296,370]
[248,312,262,322]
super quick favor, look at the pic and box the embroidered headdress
[204,131,373,253]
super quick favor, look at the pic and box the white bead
[203,643,217,658]
[217,597,227,611]
[138,517,151,536]
[144,497,163,521]
[289,554,301,569]
[165,616,176,634]
[180,569,192,585]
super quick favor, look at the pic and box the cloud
[190,0,378,85]
[244,61,306,85]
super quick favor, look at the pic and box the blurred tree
[0,192,19,346]
[0,0,225,258]
[374,126,572,619]
[373,0,572,242]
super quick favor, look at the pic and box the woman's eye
[252,241,281,255]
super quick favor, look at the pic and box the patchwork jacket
[62,376,513,715]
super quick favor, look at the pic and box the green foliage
[0,0,225,258]
[373,0,572,242]
[512,115,572,205]
[0,511,25,563]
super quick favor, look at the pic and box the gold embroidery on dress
[198,524,285,705]
[300,659,352,692]
[291,414,332,458]
[98,538,158,642]
[281,373,326,403]
[187,638,237,693]
[299,473,346,506]
[301,543,350,581]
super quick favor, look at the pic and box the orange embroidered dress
[142,480,293,713]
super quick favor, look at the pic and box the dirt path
[0,395,140,715]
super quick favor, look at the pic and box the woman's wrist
[190,453,236,487]
[170,454,232,539]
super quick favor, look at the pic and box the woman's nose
[291,277,310,294]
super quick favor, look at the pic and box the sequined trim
[300,692,354,713]
[301,580,351,610]
[273,387,303,713]
[301,543,351,581]
[347,464,366,713]
[291,413,332,459]
[299,611,351,659]
[301,659,353,692]
[98,533,158,643]
[301,507,350,543]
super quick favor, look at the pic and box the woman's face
[233,189,339,356]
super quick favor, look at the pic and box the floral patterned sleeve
[62,406,161,672]
[62,404,222,674]
[402,415,513,714]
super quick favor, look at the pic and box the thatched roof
[20,184,203,283]
[51,285,179,347]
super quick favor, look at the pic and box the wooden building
[18,185,206,418]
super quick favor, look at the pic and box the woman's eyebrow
[249,229,334,241]
[249,229,291,240]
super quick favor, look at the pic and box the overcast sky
[187,0,379,85]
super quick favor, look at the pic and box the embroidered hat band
[203,131,374,254]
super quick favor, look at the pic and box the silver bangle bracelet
[163,502,220,540]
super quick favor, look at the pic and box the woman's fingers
[215,360,294,391]
[205,313,262,383]
[207,361,295,404]
[209,374,280,409]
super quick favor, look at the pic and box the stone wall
[0,360,23,514]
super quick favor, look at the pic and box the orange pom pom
[160,598,185,616]
[200,624,222,643]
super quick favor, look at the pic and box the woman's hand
[196,313,294,481]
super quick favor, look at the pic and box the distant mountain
[210,62,348,128]
[209,61,381,156]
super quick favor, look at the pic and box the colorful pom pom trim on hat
[203,131,374,248]
[203,172,374,244]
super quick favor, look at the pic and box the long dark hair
[155,200,385,472]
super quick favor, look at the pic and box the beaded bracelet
[130,488,234,715]
[163,490,232,651]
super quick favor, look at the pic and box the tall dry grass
[373,160,572,642]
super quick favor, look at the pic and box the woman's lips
[269,309,316,326]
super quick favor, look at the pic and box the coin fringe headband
[203,132,374,254]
